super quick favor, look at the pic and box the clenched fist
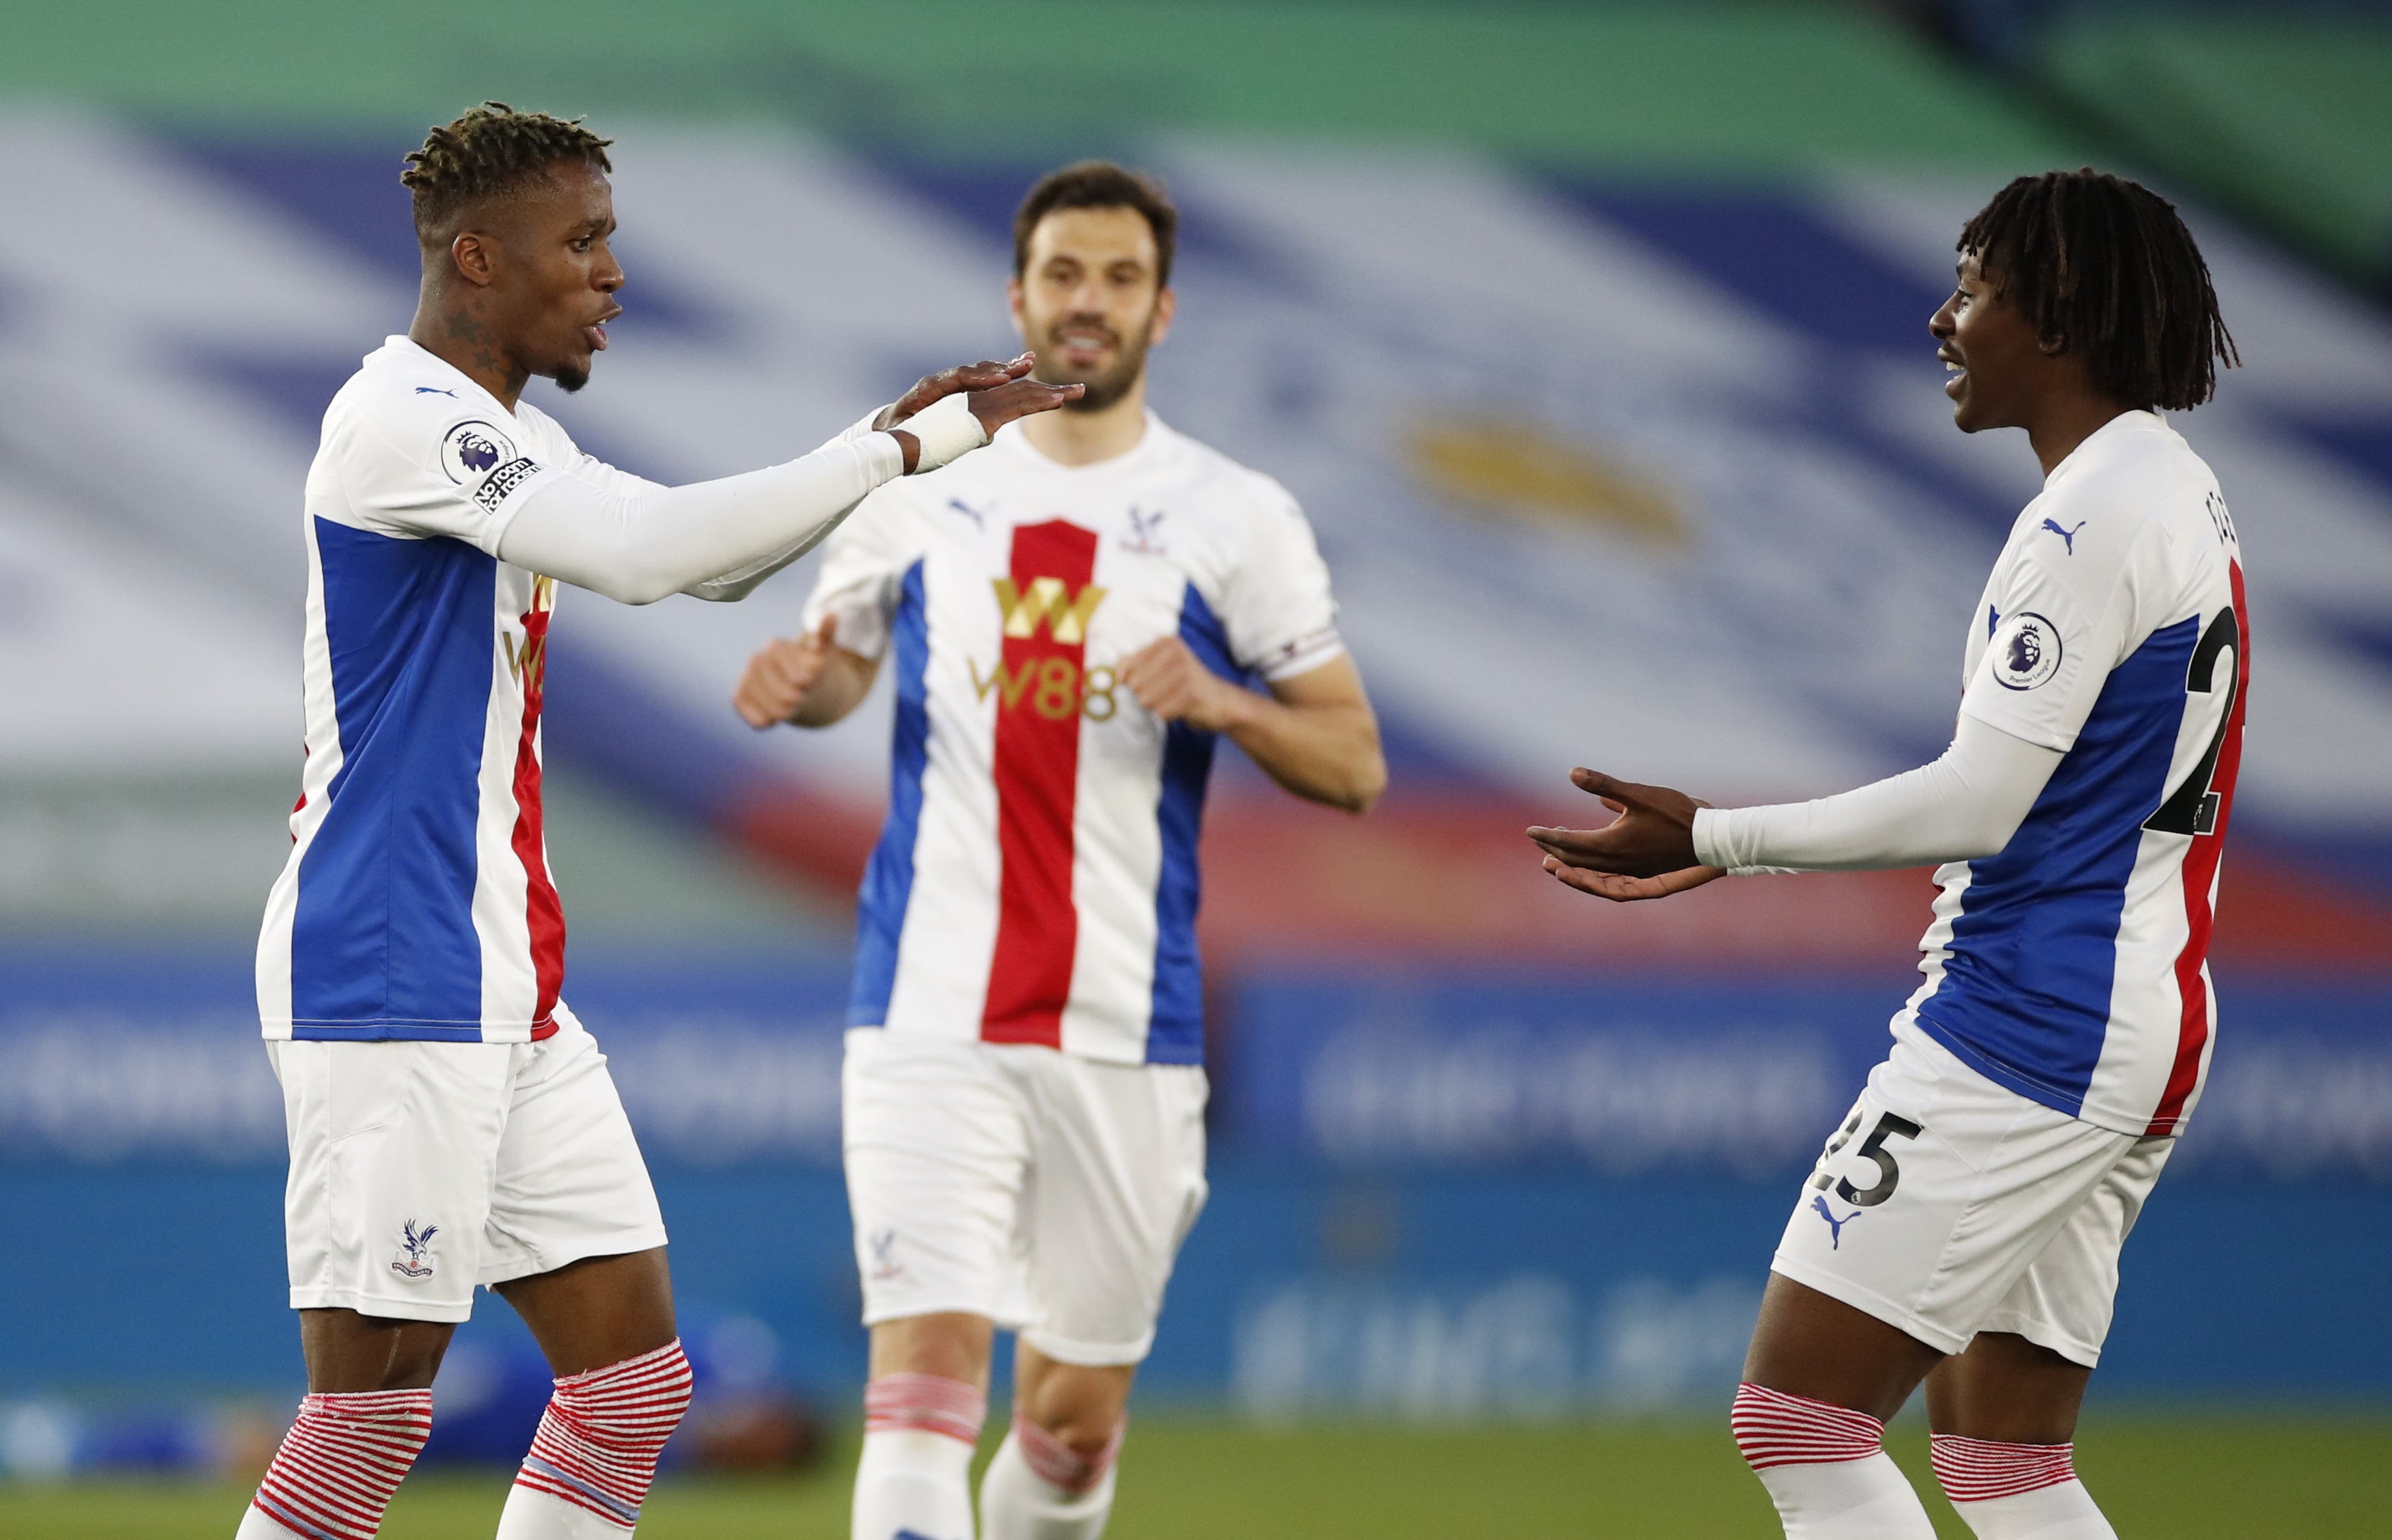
[734,616,842,729]
[1119,636,1254,733]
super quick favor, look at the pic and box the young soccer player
[733,162,1387,1540]
[1530,169,2243,1539]
[245,103,1076,1540]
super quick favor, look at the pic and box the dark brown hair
[1012,161,1178,288]
[1959,168,2238,411]
[401,102,613,245]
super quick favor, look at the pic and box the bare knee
[494,1246,677,1379]
[1925,1332,2091,1443]
[1016,1349,1134,1457]
[869,1312,995,1394]
[1743,1274,1941,1424]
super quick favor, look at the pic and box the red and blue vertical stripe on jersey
[2147,562,2248,1135]
[1147,584,1241,1065]
[290,523,562,1039]
[1914,611,2205,1118]
[846,534,1230,1064]
[508,582,566,1038]
[982,521,1100,1048]
[850,560,930,1028]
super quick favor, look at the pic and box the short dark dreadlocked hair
[400,102,613,247]
[1959,169,2238,412]
[1013,161,1178,289]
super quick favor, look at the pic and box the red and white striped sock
[1731,1383,1935,1537]
[497,1339,694,1536]
[1931,1435,2116,1539]
[865,1373,988,1444]
[239,1388,433,1540]
[854,1374,984,1540]
[979,1410,1124,1540]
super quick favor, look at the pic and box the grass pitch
[3,1414,2385,1537]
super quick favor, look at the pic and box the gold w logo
[992,576,1106,645]
[501,577,558,687]
[502,629,545,686]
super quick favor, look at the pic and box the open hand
[879,353,1084,445]
[1119,636,1252,732]
[1540,854,1725,903]
[733,616,839,729]
[1527,769,1706,880]
[879,356,1026,426]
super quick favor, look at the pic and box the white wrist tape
[895,391,990,473]
[834,407,891,447]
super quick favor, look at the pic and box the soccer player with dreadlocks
[1530,169,2245,1539]
[241,104,1076,1540]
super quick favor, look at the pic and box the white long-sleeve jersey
[257,336,900,1042]
[1699,411,2248,1137]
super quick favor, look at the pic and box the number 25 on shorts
[1812,1110,1924,1208]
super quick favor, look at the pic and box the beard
[1035,311,1154,413]
[552,361,590,394]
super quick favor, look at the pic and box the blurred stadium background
[2,1,2388,1535]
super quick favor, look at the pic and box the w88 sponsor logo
[973,570,1122,720]
[971,656,1121,720]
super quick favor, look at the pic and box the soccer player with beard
[733,162,1387,1540]
[1532,170,2243,1539]
[244,104,1076,1540]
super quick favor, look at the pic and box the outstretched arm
[499,434,899,605]
[1693,713,2061,872]
[1119,645,1386,814]
[497,357,1080,605]
[1527,712,2063,900]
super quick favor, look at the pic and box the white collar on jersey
[994,409,1171,478]
[2042,407,2170,489]
[379,334,517,422]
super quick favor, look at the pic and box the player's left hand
[876,356,1031,428]
[1119,637,1253,733]
[1541,855,1726,903]
[1527,769,1704,879]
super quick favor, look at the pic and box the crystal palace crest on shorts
[390,1219,439,1280]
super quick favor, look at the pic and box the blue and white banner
[1223,971,2392,1183]
[0,951,852,1167]
[3,953,2385,1179]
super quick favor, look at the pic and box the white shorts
[842,1029,1209,1366]
[270,1005,667,1323]
[1771,1026,2173,1367]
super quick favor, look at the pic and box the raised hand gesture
[877,353,1082,471]
[1526,769,1724,903]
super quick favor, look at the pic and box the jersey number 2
[2143,607,2241,838]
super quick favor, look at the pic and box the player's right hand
[733,616,839,729]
